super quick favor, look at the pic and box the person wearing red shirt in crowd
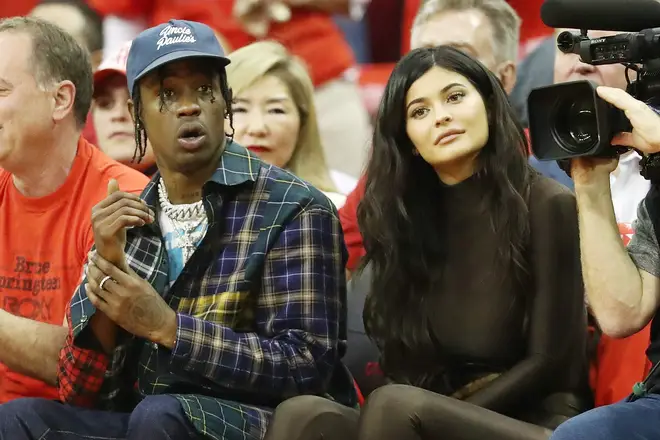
[0,17,148,403]
[87,0,372,180]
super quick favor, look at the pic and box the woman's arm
[466,181,585,413]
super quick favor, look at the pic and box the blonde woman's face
[229,74,300,169]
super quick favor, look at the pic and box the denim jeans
[550,394,660,440]
[0,394,199,439]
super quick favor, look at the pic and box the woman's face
[230,74,300,169]
[92,74,155,170]
[405,66,489,184]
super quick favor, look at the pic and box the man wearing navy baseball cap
[0,19,356,440]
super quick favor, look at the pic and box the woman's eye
[411,107,429,118]
[447,91,465,103]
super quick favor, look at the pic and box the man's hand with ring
[85,252,177,347]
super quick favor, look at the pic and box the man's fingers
[93,202,154,229]
[87,263,120,295]
[93,191,146,212]
[86,285,109,312]
[596,86,639,111]
[611,132,635,147]
[91,253,133,286]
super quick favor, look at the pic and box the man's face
[0,32,56,171]
[30,4,87,51]
[554,29,629,90]
[412,9,516,93]
[132,59,227,175]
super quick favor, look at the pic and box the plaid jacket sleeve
[170,206,347,398]
[57,263,131,409]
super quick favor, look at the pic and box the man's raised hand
[91,179,154,269]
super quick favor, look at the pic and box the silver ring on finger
[99,275,114,291]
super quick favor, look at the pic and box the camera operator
[550,85,660,439]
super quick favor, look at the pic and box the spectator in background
[226,41,354,207]
[92,40,157,175]
[86,0,373,179]
[341,0,524,274]
[29,0,104,69]
[30,0,105,146]
[0,17,148,404]
[410,0,518,94]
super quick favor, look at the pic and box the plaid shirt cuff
[58,329,110,408]
[171,312,220,372]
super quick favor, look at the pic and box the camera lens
[552,97,598,154]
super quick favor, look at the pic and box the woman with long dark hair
[263,46,590,440]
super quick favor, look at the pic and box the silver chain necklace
[157,178,208,262]
[158,179,205,221]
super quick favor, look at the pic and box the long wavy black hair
[358,46,533,388]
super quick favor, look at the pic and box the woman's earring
[412,148,420,156]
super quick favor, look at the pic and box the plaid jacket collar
[140,140,261,208]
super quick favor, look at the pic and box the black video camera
[527,28,660,173]
[527,0,660,179]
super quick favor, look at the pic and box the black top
[422,173,588,415]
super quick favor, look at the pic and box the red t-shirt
[0,137,149,403]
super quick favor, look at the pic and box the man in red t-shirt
[0,17,149,402]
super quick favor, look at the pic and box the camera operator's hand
[597,86,660,154]
[571,156,618,187]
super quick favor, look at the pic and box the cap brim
[133,50,231,86]
[93,68,127,87]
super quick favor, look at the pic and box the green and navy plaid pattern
[58,141,357,440]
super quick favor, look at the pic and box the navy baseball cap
[126,19,230,97]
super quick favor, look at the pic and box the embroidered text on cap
[157,25,196,51]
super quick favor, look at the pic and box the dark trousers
[265,385,554,440]
[0,395,200,440]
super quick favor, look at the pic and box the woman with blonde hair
[226,41,354,208]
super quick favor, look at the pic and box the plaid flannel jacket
[57,142,356,440]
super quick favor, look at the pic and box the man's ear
[52,80,76,124]
[497,61,517,95]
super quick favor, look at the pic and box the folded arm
[57,274,131,408]
[0,309,67,386]
[467,190,585,412]
[169,207,347,398]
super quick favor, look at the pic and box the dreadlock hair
[132,66,234,163]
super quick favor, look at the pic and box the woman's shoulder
[527,171,578,223]
[528,171,575,205]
